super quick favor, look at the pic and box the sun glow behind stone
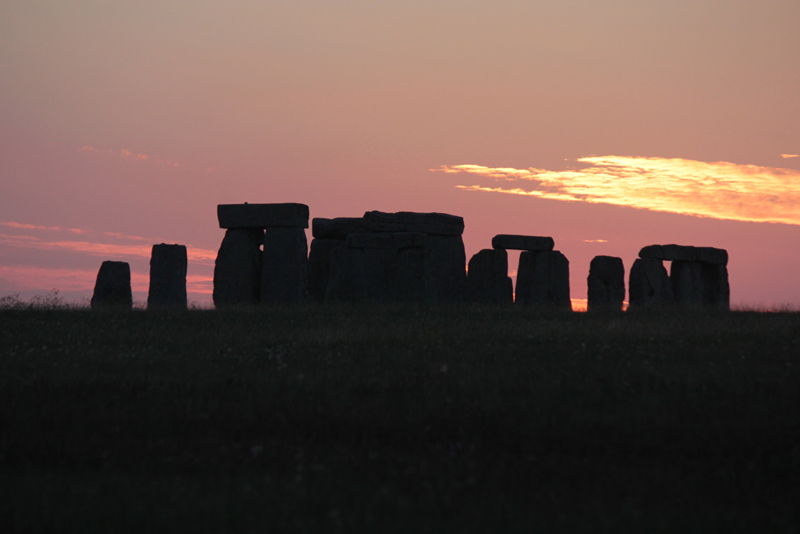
[436,156,800,225]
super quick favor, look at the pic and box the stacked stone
[587,256,625,312]
[147,244,187,309]
[486,235,571,310]
[312,211,466,303]
[629,245,729,309]
[91,261,133,310]
[213,203,309,307]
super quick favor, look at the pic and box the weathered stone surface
[218,203,309,229]
[363,211,464,236]
[424,235,467,303]
[312,217,370,240]
[587,256,624,312]
[671,261,730,309]
[346,232,426,249]
[91,261,132,309]
[307,238,345,302]
[261,227,308,303]
[491,235,554,251]
[628,258,673,309]
[213,228,263,307]
[466,249,513,304]
[147,244,187,309]
[639,244,728,265]
[695,247,728,266]
[325,247,368,301]
[515,251,571,310]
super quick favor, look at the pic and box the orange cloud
[782,154,799,159]
[436,156,800,225]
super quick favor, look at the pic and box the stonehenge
[91,261,133,309]
[587,256,625,311]
[467,249,513,304]
[629,244,729,309]
[147,244,188,309]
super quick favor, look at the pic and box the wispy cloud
[435,156,800,225]
[782,154,799,159]
[79,146,181,168]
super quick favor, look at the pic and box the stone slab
[587,255,624,312]
[515,251,571,310]
[325,247,368,301]
[424,235,467,303]
[213,228,263,307]
[491,235,554,251]
[639,244,728,265]
[261,227,308,303]
[467,249,513,304]
[312,217,370,240]
[346,232,426,249]
[628,258,673,309]
[147,244,187,309]
[91,261,133,310]
[307,238,345,302]
[218,203,309,229]
[363,211,464,236]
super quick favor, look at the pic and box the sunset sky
[2,1,799,307]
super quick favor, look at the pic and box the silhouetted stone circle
[91,261,132,309]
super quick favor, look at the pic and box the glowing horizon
[436,156,800,226]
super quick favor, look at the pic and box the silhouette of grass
[1,304,798,533]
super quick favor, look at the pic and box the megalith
[218,203,309,229]
[147,244,187,309]
[261,227,308,303]
[466,249,513,304]
[213,228,263,307]
[515,251,571,310]
[307,238,345,301]
[312,217,371,240]
[325,247,368,301]
[587,256,625,312]
[628,258,673,309]
[491,234,554,252]
[363,211,464,236]
[91,261,133,310]
[424,235,467,303]
[639,244,729,309]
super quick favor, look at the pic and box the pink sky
[1,1,799,307]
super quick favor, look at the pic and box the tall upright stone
[628,258,673,309]
[147,244,187,309]
[307,238,345,302]
[467,249,513,304]
[213,228,263,307]
[261,227,308,303]
[515,251,571,310]
[91,261,133,310]
[424,235,467,303]
[325,247,368,301]
[587,256,625,312]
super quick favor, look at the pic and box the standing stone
[261,227,308,303]
[704,264,730,309]
[213,228,263,307]
[396,247,434,303]
[325,247,368,301]
[515,251,571,310]
[147,244,188,309]
[670,260,705,306]
[628,258,673,309]
[91,261,133,310]
[587,256,625,312]
[467,249,513,304]
[307,238,345,302]
[424,235,467,303]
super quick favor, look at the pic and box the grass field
[1,304,799,533]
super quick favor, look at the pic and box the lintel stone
[218,203,309,229]
[312,217,370,239]
[492,235,554,251]
[363,211,464,236]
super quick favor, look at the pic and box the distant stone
[491,235,554,251]
[639,244,694,262]
[325,247,368,301]
[466,249,513,304]
[424,235,467,303]
[307,239,345,302]
[515,251,571,310]
[312,217,370,240]
[671,261,730,309]
[261,227,308,303]
[587,256,624,312]
[346,232,426,249]
[363,211,464,236]
[706,264,730,309]
[147,244,187,309]
[217,203,309,229]
[91,261,132,310]
[628,258,673,309]
[213,228,263,307]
